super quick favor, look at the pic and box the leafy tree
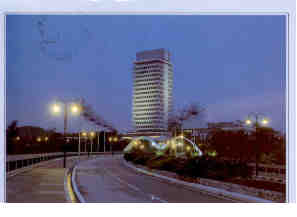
[6,120,18,154]
[168,103,205,136]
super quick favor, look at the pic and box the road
[75,155,234,203]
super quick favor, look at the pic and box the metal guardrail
[6,151,123,172]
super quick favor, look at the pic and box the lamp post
[109,136,118,156]
[245,112,269,177]
[90,131,95,156]
[51,101,81,168]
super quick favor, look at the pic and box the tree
[168,103,205,136]
[6,120,18,154]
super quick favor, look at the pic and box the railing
[6,151,123,172]
[248,163,286,183]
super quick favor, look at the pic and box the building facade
[132,48,173,133]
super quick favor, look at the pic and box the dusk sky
[6,15,286,133]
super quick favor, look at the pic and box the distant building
[183,121,246,144]
[132,48,173,135]
[207,120,245,131]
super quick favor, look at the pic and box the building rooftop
[136,48,170,62]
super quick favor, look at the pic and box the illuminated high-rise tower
[132,48,173,133]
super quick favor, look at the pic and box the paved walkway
[6,156,90,203]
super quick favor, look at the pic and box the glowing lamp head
[71,105,79,114]
[114,137,118,142]
[140,145,144,150]
[37,137,41,142]
[82,132,87,137]
[245,119,252,125]
[52,104,61,114]
[186,146,191,151]
[90,132,95,137]
[45,137,48,141]
[16,136,20,141]
[261,119,269,126]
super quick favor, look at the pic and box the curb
[64,167,79,203]
[64,168,72,202]
[71,164,87,203]
[122,159,273,203]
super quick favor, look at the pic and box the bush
[174,157,253,180]
[124,151,253,181]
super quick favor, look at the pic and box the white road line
[103,167,168,203]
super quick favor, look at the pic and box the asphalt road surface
[75,155,234,203]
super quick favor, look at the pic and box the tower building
[132,48,173,134]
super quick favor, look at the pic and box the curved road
[74,155,234,203]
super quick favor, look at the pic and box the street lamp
[37,137,41,142]
[81,131,88,154]
[109,136,118,156]
[245,112,269,177]
[51,101,81,168]
[89,131,95,155]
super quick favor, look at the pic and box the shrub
[124,151,253,181]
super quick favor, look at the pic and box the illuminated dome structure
[166,136,203,157]
[124,136,165,153]
[124,135,203,157]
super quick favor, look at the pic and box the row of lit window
[134,65,162,70]
[133,99,161,104]
[134,70,161,75]
[134,83,161,88]
[134,95,160,99]
[134,73,162,79]
[135,120,163,124]
[133,116,162,120]
[134,86,160,91]
[134,78,162,83]
[133,112,162,116]
[134,91,162,95]
[133,108,163,112]
[133,103,162,108]
[135,126,164,129]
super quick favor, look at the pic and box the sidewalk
[6,156,90,203]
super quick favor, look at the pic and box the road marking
[102,167,168,203]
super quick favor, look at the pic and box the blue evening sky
[6,15,286,133]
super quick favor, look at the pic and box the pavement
[74,155,234,203]
[6,156,90,203]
